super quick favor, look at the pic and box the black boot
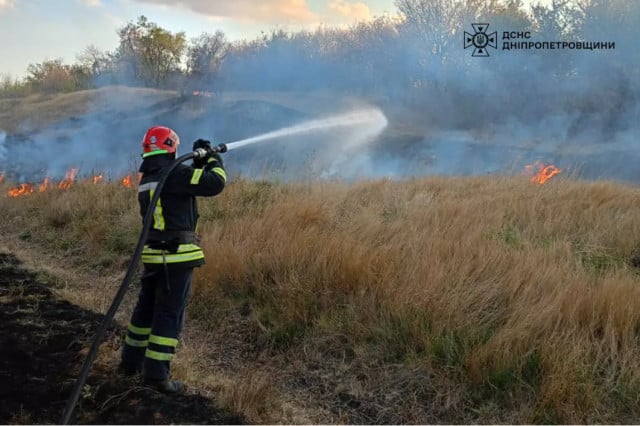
[143,378,185,394]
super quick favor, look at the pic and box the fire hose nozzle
[213,143,228,153]
[192,143,228,159]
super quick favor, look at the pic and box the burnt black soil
[0,253,244,425]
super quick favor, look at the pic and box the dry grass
[2,174,640,423]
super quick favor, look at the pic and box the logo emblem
[464,23,497,57]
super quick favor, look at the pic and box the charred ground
[0,252,243,425]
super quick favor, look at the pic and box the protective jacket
[138,154,226,268]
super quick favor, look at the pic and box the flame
[8,183,34,197]
[6,169,137,198]
[58,168,79,190]
[39,177,53,192]
[120,173,141,188]
[524,161,561,185]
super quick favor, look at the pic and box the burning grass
[2,175,640,423]
[5,169,138,198]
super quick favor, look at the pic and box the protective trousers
[121,265,193,380]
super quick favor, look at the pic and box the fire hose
[60,143,227,425]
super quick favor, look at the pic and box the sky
[0,0,394,78]
[0,0,551,79]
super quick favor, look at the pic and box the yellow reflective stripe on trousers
[141,251,205,264]
[190,168,204,184]
[212,167,227,182]
[149,189,165,230]
[141,244,204,264]
[125,336,149,347]
[149,334,179,348]
[145,349,174,361]
[128,323,151,335]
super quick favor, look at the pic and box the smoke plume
[2,1,640,183]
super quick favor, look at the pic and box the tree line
[1,0,638,115]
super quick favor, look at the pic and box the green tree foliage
[115,15,186,87]
[26,59,92,94]
[1,0,637,105]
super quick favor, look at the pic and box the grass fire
[0,85,638,424]
[524,161,562,185]
[5,168,136,197]
[3,167,640,424]
[1,0,640,421]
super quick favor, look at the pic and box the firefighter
[119,126,226,393]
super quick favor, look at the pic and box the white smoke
[0,130,6,164]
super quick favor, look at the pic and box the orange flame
[39,177,53,192]
[7,169,138,198]
[8,183,34,197]
[58,168,79,190]
[524,161,561,185]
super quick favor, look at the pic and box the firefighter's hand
[193,139,212,168]
[193,139,212,151]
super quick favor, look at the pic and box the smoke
[2,1,640,183]
[0,129,7,164]
[211,106,389,180]
[318,108,389,179]
[220,106,388,179]
[2,103,152,182]
[210,1,640,182]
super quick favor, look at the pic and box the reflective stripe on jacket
[138,155,225,268]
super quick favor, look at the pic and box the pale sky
[0,0,551,78]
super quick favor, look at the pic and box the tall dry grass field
[2,175,640,423]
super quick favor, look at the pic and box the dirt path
[0,252,243,424]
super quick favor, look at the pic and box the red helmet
[141,126,180,158]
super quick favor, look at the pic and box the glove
[192,139,212,168]
[193,138,211,151]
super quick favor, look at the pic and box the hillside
[2,86,639,185]
[0,86,415,183]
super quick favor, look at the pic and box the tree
[187,31,229,78]
[115,16,186,88]
[393,0,503,91]
[530,0,582,39]
[26,59,91,93]
[395,0,500,54]
[77,45,113,78]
